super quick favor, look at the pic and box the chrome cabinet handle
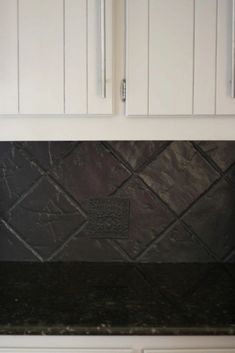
[100,0,106,98]
[232,0,235,97]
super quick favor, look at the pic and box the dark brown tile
[183,180,235,259]
[0,146,41,215]
[51,142,131,204]
[108,141,167,170]
[5,177,85,259]
[115,178,175,259]
[197,141,235,171]
[140,222,215,263]
[140,141,219,214]
[0,221,38,261]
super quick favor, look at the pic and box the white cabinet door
[0,0,113,115]
[125,0,235,116]
[0,0,18,114]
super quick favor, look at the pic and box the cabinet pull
[100,0,106,98]
[232,0,235,97]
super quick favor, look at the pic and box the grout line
[1,219,43,262]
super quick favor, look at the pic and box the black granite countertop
[0,263,235,336]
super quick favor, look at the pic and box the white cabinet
[125,0,235,116]
[0,0,113,115]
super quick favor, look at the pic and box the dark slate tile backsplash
[0,141,235,263]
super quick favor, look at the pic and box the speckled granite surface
[0,263,235,335]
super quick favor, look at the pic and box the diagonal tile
[5,177,85,259]
[115,177,175,259]
[0,221,38,261]
[0,145,41,215]
[140,141,219,214]
[139,222,215,263]
[197,141,235,171]
[52,237,126,262]
[20,142,77,171]
[50,142,131,205]
[183,179,235,259]
[107,141,167,170]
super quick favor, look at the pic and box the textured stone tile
[227,164,235,185]
[108,141,167,170]
[140,222,215,263]
[0,221,38,261]
[0,145,41,215]
[52,237,125,262]
[140,141,219,214]
[183,180,235,259]
[115,178,175,259]
[6,177,85,259]
[86,198,129,238]
[197,141,235,171]
[20,142,77,170]
[51,142,131,204]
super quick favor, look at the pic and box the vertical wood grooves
[192,0,196,115]
[215,0,218,115]
[17,0,20,113]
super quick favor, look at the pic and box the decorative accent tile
[140,141,219,214]
[86,198,129,238]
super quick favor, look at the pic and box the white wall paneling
[149,0,194,116]
[19,0,64,114]
[65,0,87,114]
[194,0,217,115]
[125,0,149,116]
[0,0,18,114]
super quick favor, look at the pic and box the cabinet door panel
[0,0,18,114]
[65,0,87,114]
[126,0,148,116]
[216,0,235,114]
[149,0,194,115]
[87,0,113,115]
[194,0,217,115]
[19,0,64,114]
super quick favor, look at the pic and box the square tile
[50,142,131,204]
[108,141,167,170]
[140,141,219,214]
[20,142,77,170]
[86,198,129,238]
[183,180,235,259]
[0,221,38,261]
[0,145,41,215]
[6,177,85,259]
[197,141,235,171]
[139,222,215,263]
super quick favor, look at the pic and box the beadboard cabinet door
[0,0,113,115]
[125,0,235,116]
